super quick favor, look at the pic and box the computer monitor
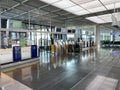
[68,30,71,33]
[56,28,61,32]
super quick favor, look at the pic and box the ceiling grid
[0,0,120,26]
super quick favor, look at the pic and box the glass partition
[0,26,54,64]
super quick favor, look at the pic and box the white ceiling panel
[52,0,75,9]
[86,12,120,24]
[98,14,112,23]
[100,0,120,5]
[115,2,120,8]
[65,6,84,12]
[80,0,102,9]
[105,2,120,10]
[74,10,89,15]
[112,13,120,21]
[88,6,106,13]
[40,0,120,16]
[106,4,114,10]
[86,16,105,24]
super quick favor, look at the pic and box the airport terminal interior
[0,0,120,90]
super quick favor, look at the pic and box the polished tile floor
[0,73,32,90]
[1,49,120,90]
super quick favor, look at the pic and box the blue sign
[112,31,117,35]
[31,45,37,58]
[13,46,21,62]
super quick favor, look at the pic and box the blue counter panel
[31,45,37,58]
[13,46,21,62]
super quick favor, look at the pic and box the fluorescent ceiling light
[65,6,84,12]
[52,0,75,9]
[88,6,106,13]
[40,0,61,4]
[80,0,102,9]
[86,16,105,24]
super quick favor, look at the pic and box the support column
[0,12,1,28]
[110,31,113,41]
[94,25,100,49]
[0,11,1,48]
[80,29,82,40]
[28,11,31,30]
[0,31,2,48]
[28,12,32,45]
[7,19,9,29]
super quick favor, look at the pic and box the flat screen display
[56,28,61,32]
[68,30,71,33]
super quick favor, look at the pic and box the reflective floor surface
[0,72,32,90]
[1,49,120,90]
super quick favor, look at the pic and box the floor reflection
[0,73,32,90]
[4,49,114,90]
[39,50,97,71]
